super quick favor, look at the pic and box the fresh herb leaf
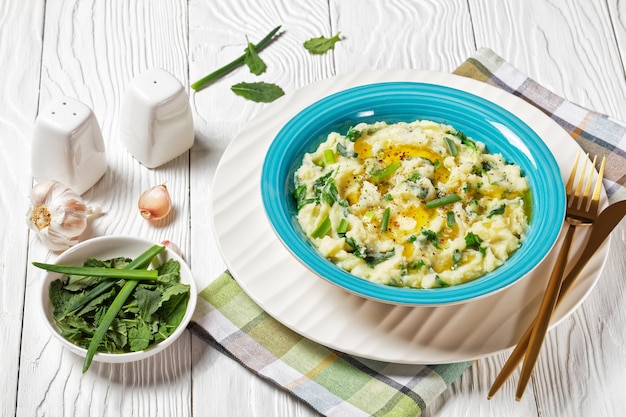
[336,142,357,158]
[293,184,314,210]
[452,249,462,269]
[231,81,285,103]
[345,126,362,142]
[465,232,486,256]
[243,36,267,75]
[421,228,440,248]
[362,248,395,267]
[487,204,506,218]
[303,32,342,54]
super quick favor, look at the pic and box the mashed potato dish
[292,120,530,289]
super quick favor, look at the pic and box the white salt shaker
[119,68,194,169]
[31,97,107,195]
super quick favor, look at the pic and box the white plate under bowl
[211,70,609,364]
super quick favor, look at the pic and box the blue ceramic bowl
[261,81,565,305]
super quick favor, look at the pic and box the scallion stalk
[33,263,158,281]
[63,245,166,315]
[311,215,331,238]
[425,194,461,209]
[381,207,391,231]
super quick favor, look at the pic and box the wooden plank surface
[1,0,624,416]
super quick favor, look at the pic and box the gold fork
[488,152,606,401]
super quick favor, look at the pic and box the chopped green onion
[446,211,456,227]
[381,207,390,231]
[425,194,461,209]
[444,137,458,156]
[365,211,376,220]
[337,218,349,235]
[371,161,401,182]
[311,215,331,238]
[32,263,159,281]
[324,149,336,164]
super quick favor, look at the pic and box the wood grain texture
[7,0,626,415]
[0,1,44,416]
[17,1,192,416]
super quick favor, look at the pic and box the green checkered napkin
[189,48,626,417]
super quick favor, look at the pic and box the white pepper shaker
[119,68,194,169]
[31,97,107,195]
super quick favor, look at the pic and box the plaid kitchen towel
[189,48,626,417]
[189,272,470,417]
[454,47,626,202]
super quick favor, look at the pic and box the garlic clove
[138,184,172,221]
[26,180,90,252]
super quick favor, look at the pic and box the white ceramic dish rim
[39,235,198,363]
[211,69,609,364]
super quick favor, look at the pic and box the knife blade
[556,199,626,304]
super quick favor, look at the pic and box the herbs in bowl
[37,236,197,372]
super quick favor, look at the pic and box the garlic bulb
[26,180,93,252]
[138,184,172,221]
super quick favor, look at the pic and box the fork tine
[565,152,581,199]
[579,155,597,210]
[589,156,606,214]
[572,154,591,209]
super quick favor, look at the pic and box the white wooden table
[3,1,625,416]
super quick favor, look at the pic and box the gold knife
[488,199,626,399]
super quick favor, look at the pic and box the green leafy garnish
[243,36,267,75]
[191,25,281,91]
[421,228,440,248]
[487,204,506,218]
[293,184,315,210]
[345,126,362,142]
[45,245,190,373]
[336,142,357,158]
[465,232,486,256]
[231,82,285,103]
[303,32,342,54]
[444,137,458,156]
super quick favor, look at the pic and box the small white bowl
[38,236,197,364]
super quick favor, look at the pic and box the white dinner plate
[211,70,609,364]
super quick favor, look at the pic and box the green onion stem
[381,207,391,231]
[63,245,166,315]
[81,244,165,372]
[33,263,158,281]
[371,161,401,182]
[425,194,462,209]
[311,215,331,238]
[83,280,139,372]
[337,218,349,235]
[191,25,282,91]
